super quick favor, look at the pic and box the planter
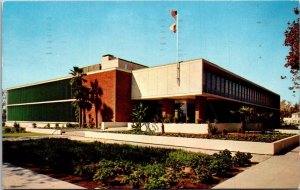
[127,123,209,134]
[85,131,299,155]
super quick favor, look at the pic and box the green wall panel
[7,102,76,122]
[8,79,72,104]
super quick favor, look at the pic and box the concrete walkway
[2,163,85,189]
[213,146,300,189]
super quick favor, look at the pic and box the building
[283,112,300,126]
[6,54,280,127]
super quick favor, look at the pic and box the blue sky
[2,1,299,103]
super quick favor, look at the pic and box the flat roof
[133,57,279,96]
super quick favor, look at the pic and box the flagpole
[177,10,180,86]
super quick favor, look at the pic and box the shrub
[194,166,213,184]
[55,123,60,129]
[232,152,252,167]
[32,123,37,128]
[122,163,167,188]
[93,160,134,185]
[144,177,170,189]
[209,149,232,176]
[45,123,50,128]
[166,150,199,169]
[208,123,218,135]
[222,129,228,135]
[13,122,20,132]
[74,163,99,180]
[122,168,144,188]
[66,123,72,128]
[3,127,14,133]
[131,103,148,131]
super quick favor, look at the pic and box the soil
[18,163,255,189]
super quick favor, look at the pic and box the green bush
[208,123,218,135]
[122,167,144,188]
[93,160,134,185]
[13,122,21,132]
[194,166,213,184]
[74,163,99,180]
[209,149,232,176]
[144,177,170,189]
[232,152,252,167]
[166,150,199,168]
[32,123,37,128]
[45,123,50,128]
[3,127,14,133]
[55,123,60,129]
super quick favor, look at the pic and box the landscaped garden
[108,130,294,143]
[3,138,253,189]
[2,123,49,137]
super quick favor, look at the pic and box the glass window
[212,74,216,91]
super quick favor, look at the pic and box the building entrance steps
[2,163,85,189]
[213,146,300,189]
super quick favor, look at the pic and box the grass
[3,132,49,137]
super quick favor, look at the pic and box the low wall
[273,135,300,154]
[215,123,264,132]
[276,129,300,135]
[128,123,209,134]
[85,131,299,155]
[5,121,77,128]
[101,122,128,130]
[25,127,62,135]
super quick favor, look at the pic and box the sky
[2,1,299,103]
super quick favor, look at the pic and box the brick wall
[84,70,116,126]
[115,71,133,122]
[84,69,133,127]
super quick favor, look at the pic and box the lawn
[3,132,49,137]
[3,138,253,189]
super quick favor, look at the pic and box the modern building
[283,112,300,126]
[6,54,280,127]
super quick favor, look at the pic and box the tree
[280,99,299,120]
[2,90,7,126]
[69,66,92,128]
[131,103,148,131]
[238,106,253,133]
[283,7,299,93]
[89,79,103,128]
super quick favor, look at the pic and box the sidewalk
[213,146,300,189]
[2,163,85,189]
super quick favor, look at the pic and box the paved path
[2,163,85,189]
[213,146,300,189]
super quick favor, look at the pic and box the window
[216,76,220,93]
[206,72,211,92]
[212,74,216,92]
[221,77,225,95]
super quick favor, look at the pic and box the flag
[169,9,177,33]
[169,23,176,33]
[170,10,177,19]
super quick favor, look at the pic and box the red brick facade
[115,71,133,122]
[84,69,133,127]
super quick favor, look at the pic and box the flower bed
[3,138,253,189]
[85,131,299,155]
[104,130,293,143]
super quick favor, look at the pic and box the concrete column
[195,96,207,123]
[162,99,174,121]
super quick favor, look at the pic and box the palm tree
[89,79,103,128]
[69,66,92,128]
